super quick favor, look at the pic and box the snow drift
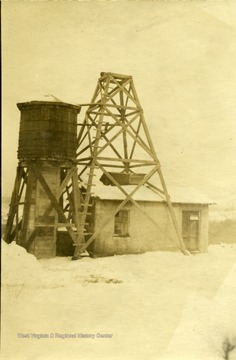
[1,240,236,360]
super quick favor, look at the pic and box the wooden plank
[18,169,28,199]
[25,229,39,251]
[78,103,100,108]
[129,119,142,160]
[77,144,91,157]
[18,167,36,246]
[97,164,124,169]
[77,111,99,149]
[65,186,75,222]
[78,164,89,178]
[76,84,100,146]
[130,82,160,161]
[128,163,155,169]
[76,136,105,245]
[7,220,22,243]
[77,128,90,148]
[125,110,140,117]
[96,157,156,164]
[156,167,189,255]
[59,167,77,193]
[15,172,20,242]
[89,103,137,111]
[72,171,81,244]
[120,90,129,172]
[3,167,23,243]
[77,123,96,126]
[125,83,131,108]
[76,157,92,163]
[35,223,76,227]
[101,72,132,79]
[78,232,93,235]
[146,182,165,196]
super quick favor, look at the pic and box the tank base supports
[4,160,83,259]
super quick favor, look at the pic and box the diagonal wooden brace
[31,164,78,244]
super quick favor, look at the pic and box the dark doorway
[56,231,74,256]
[182,211,200,251]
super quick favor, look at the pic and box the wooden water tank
[17,100,81,161]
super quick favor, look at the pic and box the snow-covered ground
[1,241,236,360]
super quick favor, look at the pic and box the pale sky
[2,0,236,205]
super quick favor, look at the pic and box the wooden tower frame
[74,72,188,258]
[4,73,188,259]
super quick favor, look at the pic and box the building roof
[20,94,65,103]
[91,184,214,205]
[17,95,81,111]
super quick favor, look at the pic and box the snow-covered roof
[91,184,214,204]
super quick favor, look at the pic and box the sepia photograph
[1,1,236,359]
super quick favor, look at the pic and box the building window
[114,210,129,237]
